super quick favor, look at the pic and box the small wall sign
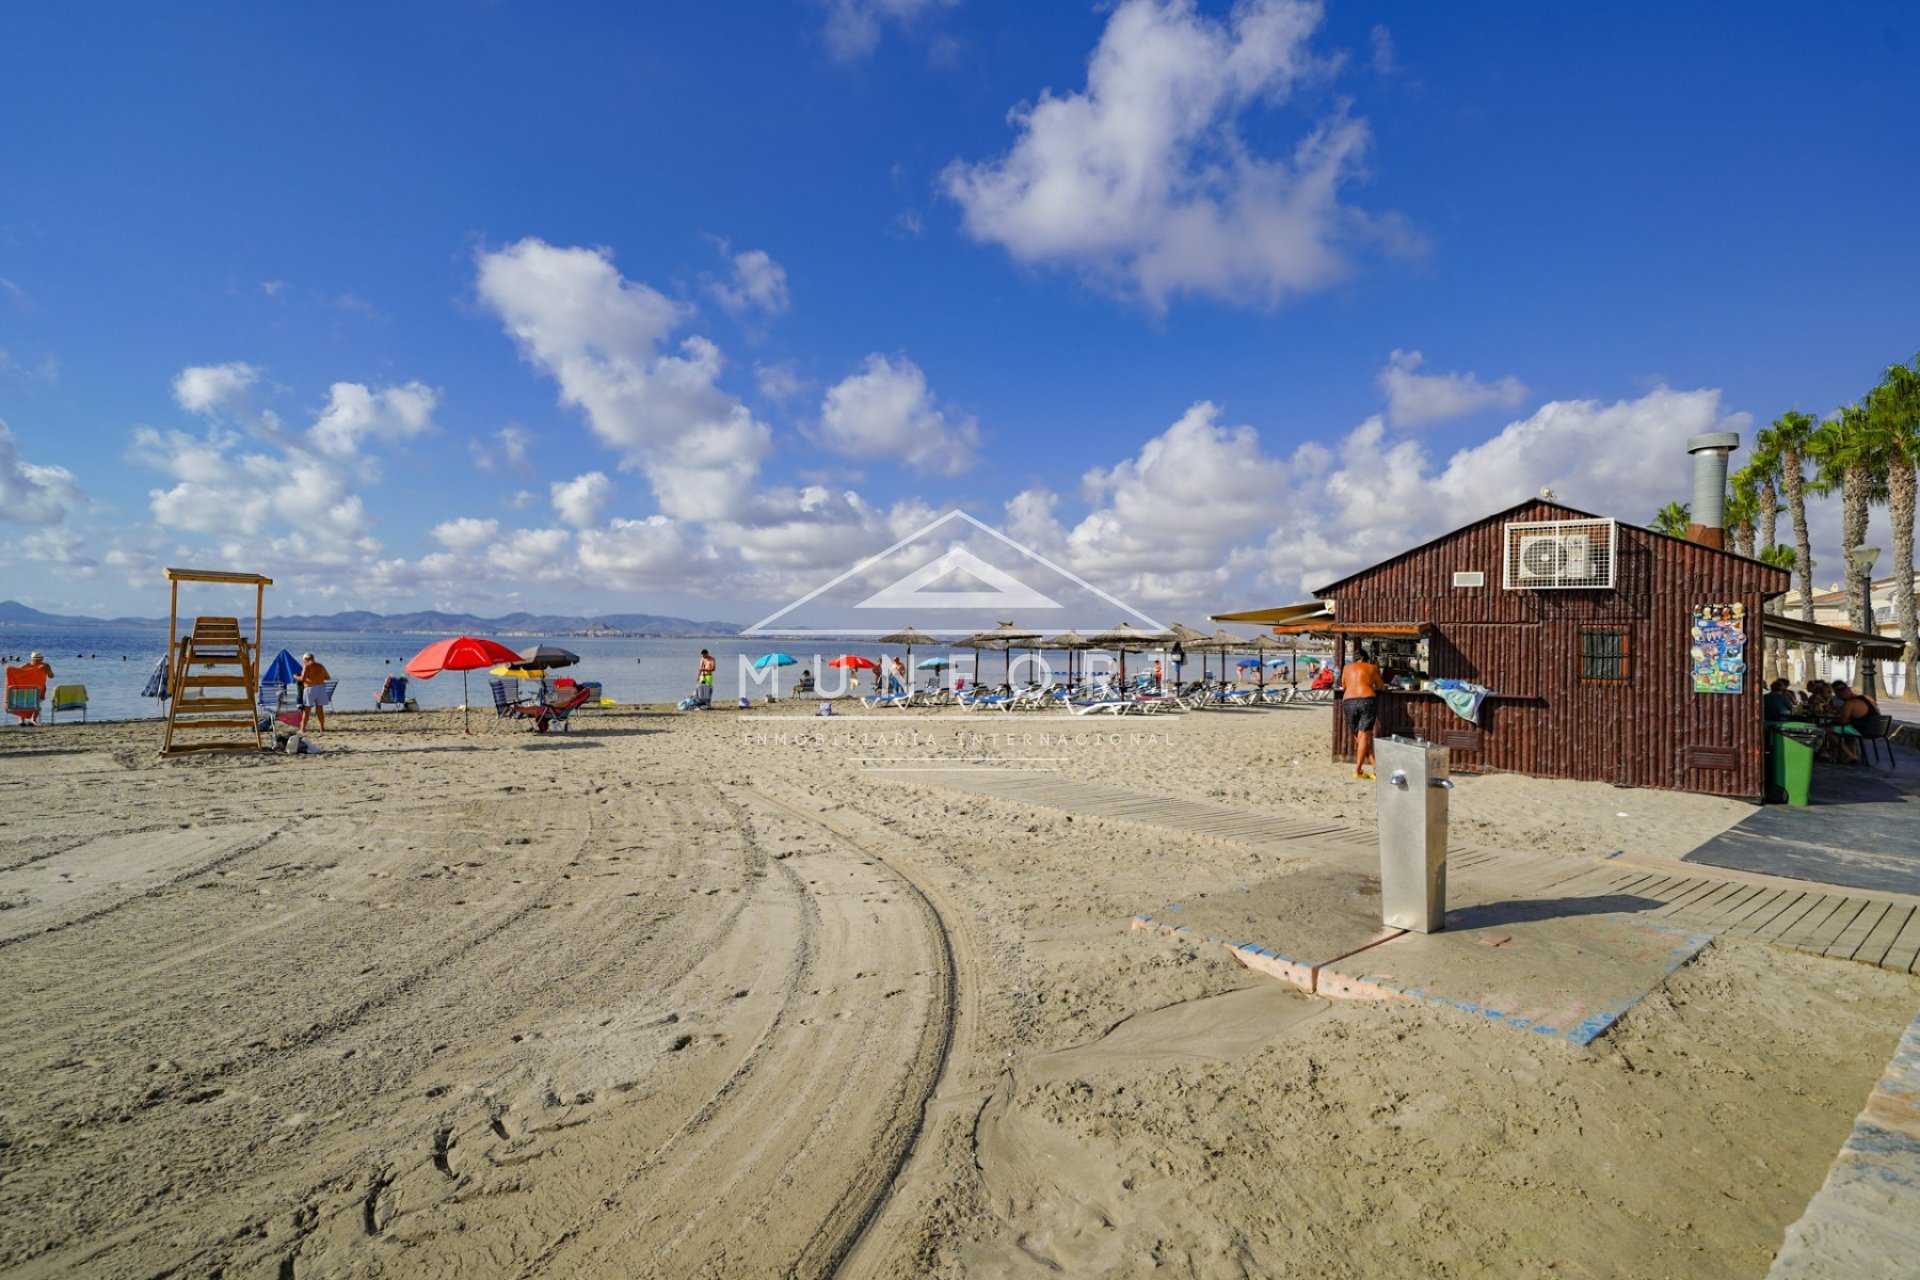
[1690,603,1746,695]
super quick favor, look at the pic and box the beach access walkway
[875,768,1920,1280]
[883,770,1920,977]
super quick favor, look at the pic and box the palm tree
[1868,355,1919,698]
[1650,501,1691,538]
[1760,411,1819,621]
[1808,402,1889,632]
[1758,544,1798,679]
[1726,469,1759,558]
[1742,439,1783,555]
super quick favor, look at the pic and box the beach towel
[1427,678,1492,724]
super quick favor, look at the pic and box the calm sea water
[1,625,1307,722]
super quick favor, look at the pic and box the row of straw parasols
[879,621,1291,689]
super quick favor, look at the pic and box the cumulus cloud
[476,238,772,523]
[551,471,614,527]
[576,515,695,586]
[308,381,438,457]
[431,516,500,550]
[0,419,85,525]
[821,0,958,61]
[1377,349,1527,427]
[818,354,980,476]
[709,249,791,317]
[1259,387,1752,595]
[133,424,374,541]
[755,361,806,403]
[172,362,259,416]
[943,0,1378,309]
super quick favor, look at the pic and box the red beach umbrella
[827,654,877,669]
[406,636,524,732]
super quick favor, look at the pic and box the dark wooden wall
[1324,500,1790,799]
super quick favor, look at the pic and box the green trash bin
[1768,724,1818,807]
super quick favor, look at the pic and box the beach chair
[376,675,413,711]
[5,666,45,726]
[49,684,88,722]
[542,685,597,732]
[489,678,550,731]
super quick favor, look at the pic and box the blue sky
[2,1,1915,621]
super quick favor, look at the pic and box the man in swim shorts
[1340,644,1385,780]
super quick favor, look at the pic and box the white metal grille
[1502,519,1617,590]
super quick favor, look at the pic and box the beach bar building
[1222,452,1899,800]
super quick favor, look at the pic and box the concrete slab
[1768,1009,1920,1279]
[1131,866,1397,991]
[1319,907,1713,1047]
[1136,867,1705,1048]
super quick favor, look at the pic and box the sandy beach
[2,702,1915,1279]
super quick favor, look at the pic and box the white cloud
[755,360,806,402]
[1260,387,1752,595]
[173,362,260,416]
[551,471,614,527]
[818,354,980,476]
[475,238,772,523]
[432,516,500,550]
[943,0,1377,309]
[308,381,438,458]
[472,424,535,475]
[576,515,695,586]
[1377,349,1527,427]
[1369,24,1396,74]
[0,419,85,525]
[709,249,791,317]
[821,0,958,61]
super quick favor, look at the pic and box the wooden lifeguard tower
[160,567,274,757]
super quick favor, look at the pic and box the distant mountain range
[0,600,742,638]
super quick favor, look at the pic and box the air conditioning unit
[1504,519,1616,590]
[1515,534,1571,581]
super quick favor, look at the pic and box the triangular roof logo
[745,510,1165,637]
[855,547,1061,612]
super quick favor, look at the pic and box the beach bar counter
[1230,494,1889,801]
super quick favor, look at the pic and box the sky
[2,0,1917,623]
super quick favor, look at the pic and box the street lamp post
[1849,544,1881,699]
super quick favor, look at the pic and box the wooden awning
[1270,620,1434,637]
[1763,614,1902,654]
[163,567,274,585]
[1211,601,1330,627]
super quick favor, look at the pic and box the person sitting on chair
[1829,681,1878,764]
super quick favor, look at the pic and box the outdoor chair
[301,680,337,728]
[5,667,46,726]
[49,684,88,722]
[489,678,550,731]
[542,685,597,732]
[376,675,413,711]
[1844,712,1896,769]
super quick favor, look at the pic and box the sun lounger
[490,678,552,731]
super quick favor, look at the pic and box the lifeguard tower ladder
[160,568,274,757]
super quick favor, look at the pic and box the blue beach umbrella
[915,656,951,669]
[262,649,301,685]
[751,653,797,669]
[1236,658,1263,669]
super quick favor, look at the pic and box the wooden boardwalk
[883,771,1920,976]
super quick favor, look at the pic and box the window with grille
[1579,627,1630,682]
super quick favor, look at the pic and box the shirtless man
[1340,644,1386,780]
[297,652,332,732]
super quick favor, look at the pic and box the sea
[0,625,1312,722]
